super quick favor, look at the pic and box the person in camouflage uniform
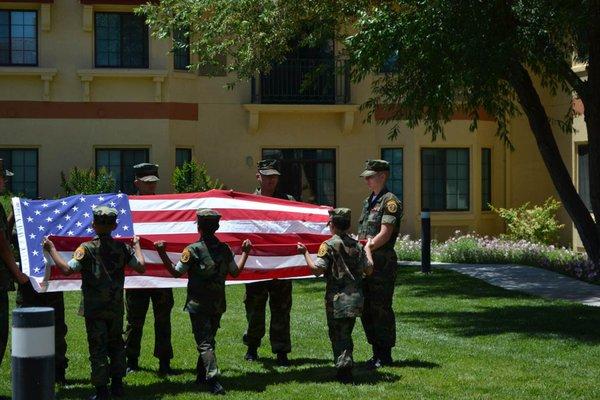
[358,159,403,369]
[297,208,373,383]
[154,209,253,395]
[124,163,175,375]
[243,159,295,365]
[0,159,29,371]
[44,206,145,400]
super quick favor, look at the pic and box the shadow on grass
[400,304,600,343]
[57,363,401,399]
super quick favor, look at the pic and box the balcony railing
[251,58,350,104]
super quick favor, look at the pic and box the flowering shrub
[395,232,599,283]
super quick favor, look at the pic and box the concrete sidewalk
[399,261,600,307]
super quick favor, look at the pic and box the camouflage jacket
[68,235,140,319]
[176,236,239,315]
[315,234,369,318]
[0,203,14,293]
[358,188,402,251]
[254,188,295,201]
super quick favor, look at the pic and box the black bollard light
[421,209,431,273]
[12,307,55,400]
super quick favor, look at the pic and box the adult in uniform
[0,159,29,373]
[243,159,294,365]
[357,159,402,369]
[123,163,175,375]
[154,209,253,395]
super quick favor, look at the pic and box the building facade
[0,0,590,247]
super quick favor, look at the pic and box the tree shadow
[399,304,600,343]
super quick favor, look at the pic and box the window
[95,13,148,68]
[381,148,403,202]
[262,149,336,206]
[173,29,190,70]
[481,148,492,210]
[176,148,192,167]
[421,148,469,211]
[578,144,591,211]
[380,50,398,73]
[0,149,38,198]
[96,149,149,194]
[0,10,37,66]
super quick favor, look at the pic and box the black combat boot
[276,352,290,366]
[336,367,353,384]
[244,346,258,361]
[379,348,393,365]
[366,345,383,370]
[110,377,124,397]
[195,357,207,385]
[126,357,139,374]
[158,358,175,376]
[88,385,110,400]
[207,378,226,395]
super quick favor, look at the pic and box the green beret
[0,159,13,179]
[359,159,390,177]
[257,159,281,176]
[328,207,351,223]
[196,208,221,220]
[93,206,118,224]
[134,163,160,182]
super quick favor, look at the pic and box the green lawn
[1,267,600,399]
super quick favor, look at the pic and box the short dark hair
[198,218,220,235]
[331,219,350,231]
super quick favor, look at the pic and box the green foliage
[0,194,11,213]
[172,161,223,193]
[491,197,565,245]
[60,167,116,196]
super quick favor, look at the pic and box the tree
[172,161,223,193]
[140,0,600,265]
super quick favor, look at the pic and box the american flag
[13,190,331,292]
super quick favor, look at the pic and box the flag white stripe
[11,197,31,276]
[131,220,330,236]
[56,250,318,270]
[129,197,330,215]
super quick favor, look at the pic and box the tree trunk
[507,62,600,265]
[586,0,600,246]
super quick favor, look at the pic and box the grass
[1,267,600,399]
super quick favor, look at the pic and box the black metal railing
[251,58,350,104]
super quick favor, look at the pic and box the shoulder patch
[180,247,191,263]
[74,246,86,261]
[385,200,398,213]
[317,243,328,257]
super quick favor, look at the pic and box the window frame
[175,148,192,168]
[421,147,470,212]
[380,147,403,203]
[94,11,149,69]
[0,9,38,67]
[172,29,190,71]
[261,148,337,206]
[481,148,492,211]
[95,148,149,194]
[0,148,39,198]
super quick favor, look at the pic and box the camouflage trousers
[190,312,222,380]
[0,292,7,369]
[124,288,174,362]
[243,280,292,354]
[326,313,356,370]
[361,249,398,351]
[85,315,126,387]
[16,282,68,374]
